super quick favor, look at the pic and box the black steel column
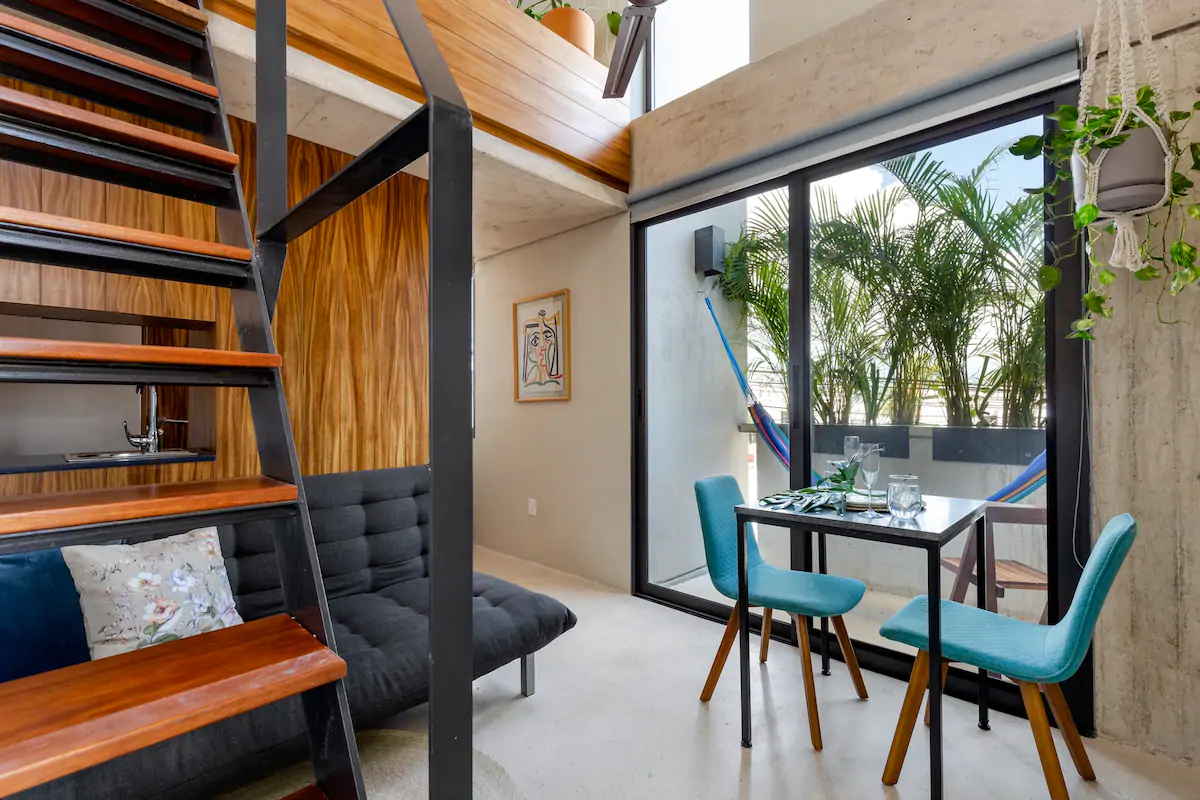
[975,515,991,730]
[426,96,475,800]
[927,545,943,800]
[737,512,752,748]
[255,0,288,314]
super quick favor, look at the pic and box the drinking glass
[843,435,860,489]
[858,444,883,519]
[887,475,922,520]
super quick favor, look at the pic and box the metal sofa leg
[520,654,535,697]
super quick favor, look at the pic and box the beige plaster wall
[630,0,1200,194]
[473,213,632,591]
[629,0,1200,762]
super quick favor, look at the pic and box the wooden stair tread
[0,336,279,368]
[281,787,330,800]
[0,476,297,535]
[0,615,342,796]
[941,556,1049,590]
[0,84,237,169]
[122,0,210,32]
[0,205,250,260]
[0,9,217,98]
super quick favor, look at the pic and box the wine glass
[858,444,883,519]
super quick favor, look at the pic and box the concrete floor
[387,548,1199,800]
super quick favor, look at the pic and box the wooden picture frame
[513,288,571,402]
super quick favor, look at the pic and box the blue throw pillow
[0,549,90,682]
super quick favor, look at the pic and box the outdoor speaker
[694,225,725,277]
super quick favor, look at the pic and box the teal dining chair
[879,513,1138,799]
[694,475,869,750]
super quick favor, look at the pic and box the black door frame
[630,85,1093,731]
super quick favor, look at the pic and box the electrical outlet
[527,498,537,517]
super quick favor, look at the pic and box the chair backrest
[694,476,764,598]
[1045,513,1137,681]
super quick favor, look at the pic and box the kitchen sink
[65,449,201,463]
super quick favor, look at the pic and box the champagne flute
[858,443,883,519]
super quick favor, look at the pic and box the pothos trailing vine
[1010,88,1200,338]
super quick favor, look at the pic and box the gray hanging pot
[1072,126,1169,214]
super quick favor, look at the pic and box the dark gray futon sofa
[19,466,576,800]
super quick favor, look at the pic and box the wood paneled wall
[206,0,631,190]
[217,117,430,479]
[0,112,430,496]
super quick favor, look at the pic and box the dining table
[733,495,990,800]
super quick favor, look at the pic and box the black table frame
[734,499,989,800]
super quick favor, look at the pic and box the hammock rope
[703,296,1047,502]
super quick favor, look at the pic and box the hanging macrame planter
[1071,0,1174,272]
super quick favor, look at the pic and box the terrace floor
[380,548,1198,800]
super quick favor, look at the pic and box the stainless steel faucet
[124,385,188,453]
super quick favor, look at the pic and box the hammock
[704,296,1048,502]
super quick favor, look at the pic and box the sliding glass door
[633,87,1092,727]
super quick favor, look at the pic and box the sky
[812,116,1045,216]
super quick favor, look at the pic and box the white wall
[474,213,632,590]
[644,202,749,584]
[749,0,887,62]
[652,0,749,108]
[0,316,141,457]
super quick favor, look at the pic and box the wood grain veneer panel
[0,476,295,534]
[161,128,217,322]
[0,79,40,305]
[0,615,341,797]
[103,118,164,317]
[0,160,41,304]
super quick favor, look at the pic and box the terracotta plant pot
[1072,126,1169,214]
[541,7,594,58]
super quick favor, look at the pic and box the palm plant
[717,192,791,406]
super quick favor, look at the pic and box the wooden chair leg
[1019,680,1070,800]
[831,616,868,699]
[791,613,823,751]
[1043,683,1096,781]
[700,604,740,702]
[760,608,773,663]
[882,650,930,786]
[924,659,949,726]
[948,528,977,604]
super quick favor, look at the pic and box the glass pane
[807,117,1049,653]
[646,188,790,606]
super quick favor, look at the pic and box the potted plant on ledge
[1009,0,1200,338]
[516,0,596,57]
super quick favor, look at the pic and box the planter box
[813,425,910,459]
[931,427,1045,466]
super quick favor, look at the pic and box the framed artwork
[513,288,571,402]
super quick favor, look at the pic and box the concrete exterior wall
[750,0,887,62]
[473,213,632,591]
[645,203,749,584]
[629,0,1200,763]
[630,0,1200,194]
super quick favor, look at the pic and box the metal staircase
[0,0,473,797]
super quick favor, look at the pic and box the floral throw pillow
[61,527,243,660]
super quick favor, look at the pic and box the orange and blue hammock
[704,296,1046,503]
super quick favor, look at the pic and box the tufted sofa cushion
[17,467,576,800]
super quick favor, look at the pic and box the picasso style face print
[514,290,570,402]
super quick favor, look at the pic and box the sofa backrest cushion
[220,466,431,621]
